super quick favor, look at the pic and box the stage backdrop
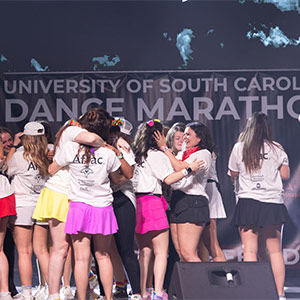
[1,70,300,274]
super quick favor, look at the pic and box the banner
[1,70,300,273]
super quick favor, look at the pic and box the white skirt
[206,181,227,219]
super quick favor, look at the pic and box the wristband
[12,145,19,149]
[117,153,123,159]
[182,169,188,176]
[160,146,168,152]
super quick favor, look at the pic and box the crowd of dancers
[0,108,289,300]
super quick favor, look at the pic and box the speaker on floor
[168,261,278,299]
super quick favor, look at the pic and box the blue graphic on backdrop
[31,58,49,71]
[92,55,120,70]
[0,54,8,62]
[253,0,300,13]
[176,29,194,68]
[247,25,300,47]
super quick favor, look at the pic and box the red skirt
[0,194,16,218]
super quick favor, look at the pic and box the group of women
[0,109,289,300]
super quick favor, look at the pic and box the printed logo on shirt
[80,166,94,178]
[73,155,104,165]
[259,153,268,160]
[28,162,38,171]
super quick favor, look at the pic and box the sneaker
[279,296,286,300]
[141,292,151,300]
[0,293,13,300]
[131,295,143,300]
[12,295,23,300]
[88,275,98,290]
[113,286,127,298]
[61,287,74,300]
[34,286,47,300]
[151,291,168,300]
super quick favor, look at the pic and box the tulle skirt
[65,201,118,235]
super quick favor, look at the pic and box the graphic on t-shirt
[80,166,94,178]
[32,173,45,193]
[250,174,266,191]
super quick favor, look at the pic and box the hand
[189,159,205,172]
[13,132,23,147]
[153,130,167,149]
[104,143,118,154]
[116,137,130,153]
[47,150,54,161]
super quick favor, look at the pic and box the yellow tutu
[33,187,69,223]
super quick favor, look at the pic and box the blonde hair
[22,135,49,177]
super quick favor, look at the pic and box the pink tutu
[65,202,118,235]
[135,194,169,234]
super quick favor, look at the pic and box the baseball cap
[113,118,133,135]
[20,122,45,137]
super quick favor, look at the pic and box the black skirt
[231,198,289,227]
[169,190,210,224]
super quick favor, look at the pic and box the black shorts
[169,190,209,224]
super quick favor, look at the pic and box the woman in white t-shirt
[33,109,105,300]
[0,140,16,300]
[6,122,49,300]
[132,120,203,300]
[48,109,126,300]
[228,112,289,299]
[154,122,212,264]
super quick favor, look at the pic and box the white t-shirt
[132,149,174,194]
[55,141,121,207]
[7,147,48,207]
[0,175,13,198]
[111,149,136,207]
[171,149,211,199]
[228,141,289,204]
[45,126,87,194]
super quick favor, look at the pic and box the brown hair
[22,135,49,176]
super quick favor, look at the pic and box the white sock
[0,292,10,297]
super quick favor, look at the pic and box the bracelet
[160,145,168,152]
[11,145,19,149]
[117,153,123,159]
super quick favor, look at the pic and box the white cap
[20,121,45,137]
[114,118,133,135]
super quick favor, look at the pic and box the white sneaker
[0,293,13,300]
[61,287,74,300]
[15,293,33,300]
[34,286,47,300]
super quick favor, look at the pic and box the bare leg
[72,233,91,300]
[151,229,169,295]
[12,225,33,287]
[136,233,153,297]
[239,226,258,261]
[48,219,70,295]
[198,238,210,262]
[93,234,114,300]
[109,237,127,283]
[202,220,226,262]
[0,216,10,292]
[170,223,184,261]
[177,223,204,262]
[33,224,50,284]
[262,225,285,297]
[62,247,73,286]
